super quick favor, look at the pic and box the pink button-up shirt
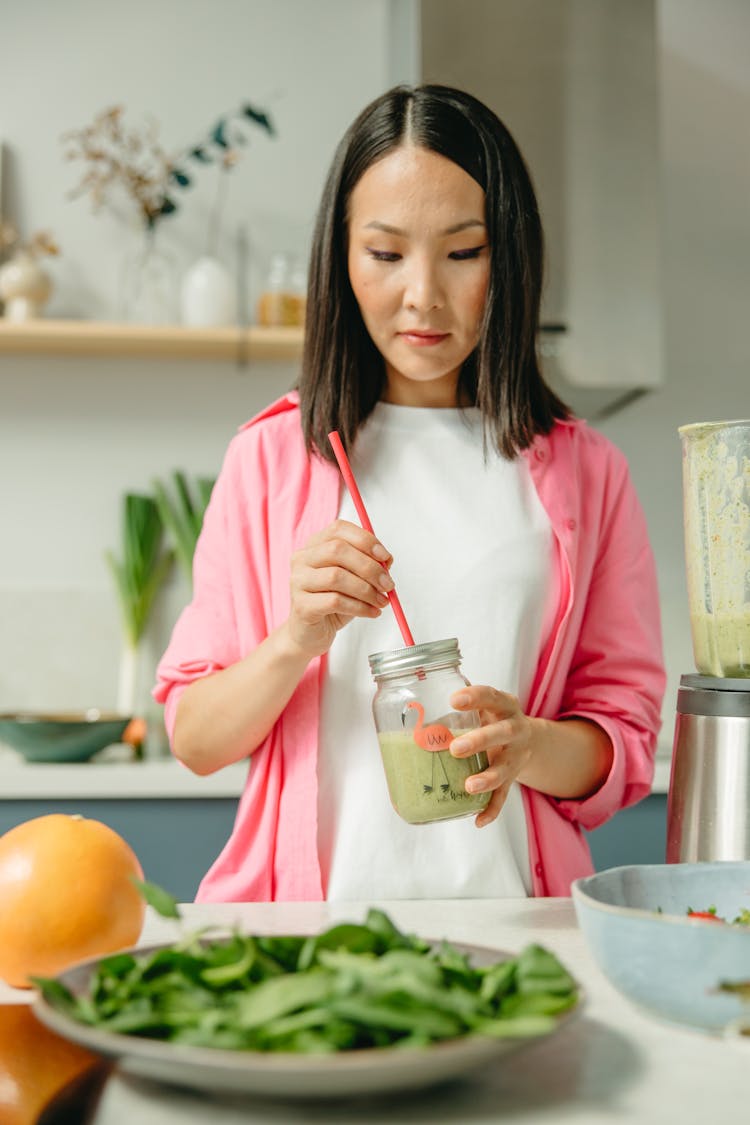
[154,392,665,901]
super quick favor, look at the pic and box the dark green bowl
[0,711,132,763]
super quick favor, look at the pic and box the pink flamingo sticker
[405,701,454,794]
[405,701,454,752]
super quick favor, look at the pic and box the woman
[154,84,665,902]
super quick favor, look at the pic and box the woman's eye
[449,246,487,261]
[367,249,401,262]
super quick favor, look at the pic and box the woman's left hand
[448,686,534,827]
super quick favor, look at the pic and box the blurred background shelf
[0,320,304,362]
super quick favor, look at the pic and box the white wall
[421,0,749,751]
[598,0,750,746]
[0,0,407,717]
[1,0,748,757]
[420,0,664,395]
[2,0,401,319]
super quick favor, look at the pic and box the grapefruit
[0,813,146,989]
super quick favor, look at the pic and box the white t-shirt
[317,404,556,900]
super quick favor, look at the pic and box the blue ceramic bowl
[572,862,750,1034]
[0,711,132,763]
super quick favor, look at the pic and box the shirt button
[534,862,543,877]
[565,518,577,531]
[534,448,546,462]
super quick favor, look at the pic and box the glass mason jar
[256,252,306,327]
[368,637,490,825]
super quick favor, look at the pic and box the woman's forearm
[172,623,313,775]
[518,716,614,799]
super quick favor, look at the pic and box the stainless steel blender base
[666,676,750,862]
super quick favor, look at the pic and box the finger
[302,565,392,610]
[295,541,394,606]
[464,759,506,797]
[299,538,395,597]
[292,586,384,623]
[308,520,393,565]
[450,685,519,715]
[474,781,511,827]
[450,721,515,759]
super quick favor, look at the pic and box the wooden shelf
[0,319,304,362]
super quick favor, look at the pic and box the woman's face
[347,145,490,407]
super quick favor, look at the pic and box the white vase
[180,255,236,327]
[0,250,53,320]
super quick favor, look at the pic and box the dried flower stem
[62,106,174,230]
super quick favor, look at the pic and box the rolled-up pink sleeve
[152,434,267,742]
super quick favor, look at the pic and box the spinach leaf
[35,911,578,1055]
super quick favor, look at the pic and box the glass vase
[119,226,178,324]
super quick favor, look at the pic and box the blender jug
[666,420,750,863]
[680,419,750,676]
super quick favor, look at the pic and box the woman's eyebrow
[363,219,486,236]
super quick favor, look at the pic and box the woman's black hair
[300,83,570,461]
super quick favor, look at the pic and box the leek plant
[106,492,174,718]
[151,470,215,587]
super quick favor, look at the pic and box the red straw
[328,431,416,646]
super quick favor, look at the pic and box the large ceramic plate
[33,940,582,1100]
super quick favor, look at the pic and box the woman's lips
[398,330,450,347]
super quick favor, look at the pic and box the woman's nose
[403,259,443,311]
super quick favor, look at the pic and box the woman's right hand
[286,519,394,657]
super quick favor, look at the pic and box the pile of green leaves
[34,908,578,1054]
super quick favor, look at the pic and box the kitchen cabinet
[0,320,303,362]
[585,794,667,870]
[0,781,669,901]
[0,798,238,902]
[0,758,247,901]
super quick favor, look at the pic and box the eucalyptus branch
[63,101,276,234]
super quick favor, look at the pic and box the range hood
[418,0,665,420]
[539,325,655,422]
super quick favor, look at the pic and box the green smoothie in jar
[368,639,490,825]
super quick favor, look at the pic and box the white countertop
[0,749,673,799]
[1,898,744,1123]
[0,750,248,798]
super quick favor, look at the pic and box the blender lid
[680,673,750,692]
[678,674,750,717]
